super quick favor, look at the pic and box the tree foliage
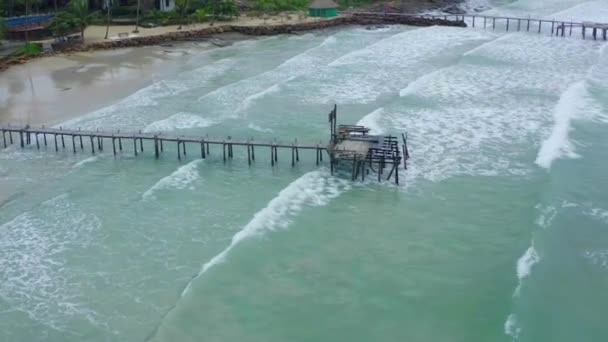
[51,0,96,40]
[254,0,308,13]
[205,0,238,20]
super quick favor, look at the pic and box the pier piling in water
[1,106,409,184]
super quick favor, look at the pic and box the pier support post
[2,130,6,148]
[492,17,496,30]
[251,144,255,160]
[19,131,24,148]
[247,145,251,165]
[72,135,76,153]
[274,146,278,163]
[113,137,117,156]
[9,131,13,144]
[118,138,122,151]
[395,164,399,185]
[79,135,83,150]
[154,137,159,159]
[569,21,573,36]
[177,141,181,161]
[182,141,186,156]
[551,20,555,35]
[270,146,274,166]
[330,156,334,175]
[517,19,521,31]
[206,142,209,155]
[90,136,95,155]
[133,138,138,156]
[201,140,205,159]
[483,16,487,29]
[35,134,40,149]
[593,27,597,40]
[582,25,586,39]
[140,138,144,153]
[295,146,299,162]
[54,134,58,152]
[472,16,475,28]
[351,156,358,181]
[538,20,542,33]
[223,144,226,163]
[527,19,530,31]
[160,139,163,152]
[61,135,65,149]
[291,147,295,167]
[316,148,320,165]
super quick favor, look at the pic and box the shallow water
[1,0,608,341]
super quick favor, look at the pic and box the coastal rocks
[0,14,466,71]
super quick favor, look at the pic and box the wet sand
[0,43,210,127]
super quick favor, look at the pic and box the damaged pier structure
[1,106,409,184]
[327,105,409,184]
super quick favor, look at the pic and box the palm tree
[134,0,141,33]
[104,0,115,39]
[67,0,94,41]
[176,0,188,30]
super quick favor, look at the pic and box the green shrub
[192,8,207,23]
[16,42,43,56]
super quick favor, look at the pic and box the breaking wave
[142,160,203,200]
[143,113,215,133]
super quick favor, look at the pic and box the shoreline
[0,13,465,73]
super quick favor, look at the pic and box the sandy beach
[0,42,219,126]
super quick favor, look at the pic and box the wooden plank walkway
[0,125,328,166]
[353,12,608,41]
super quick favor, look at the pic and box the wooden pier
[0,106,409,184]
[327,105,409,184]
[353,12,608,41]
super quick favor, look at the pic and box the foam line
[145,170,349,341]
[535,81,587,169]
[142,160,203,200]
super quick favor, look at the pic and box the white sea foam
[237,83,282,114]
[180,170,349,295]
[247,123,273,133]
[583,250,608,269]
[504,313,521,340]
[0,194,101,331]
[72,156,99,169]
[517,245,540,281]
[356,108,385,135]
[143,113,215,133]
[535,204,557,228]
[142,160,203,200]
[146,171,350,341]
[535,81,587,169]
[514,244,540,296]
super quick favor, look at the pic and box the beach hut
[308,0,338,18]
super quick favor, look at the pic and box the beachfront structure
[158,0,176,11]
[0,107,409,184]
[308,0,338,18]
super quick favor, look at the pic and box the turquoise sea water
[1,0,608,341]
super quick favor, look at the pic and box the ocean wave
[142,160,203,200]
[0,194,102,332]
[247,123,273,133]
[146,170,350,341]
[143,113,215,133]
[72,156,100,169]
[356,108,385,135]
[515,244,540,295]
[504,313,521,340]
[535,81,587,169]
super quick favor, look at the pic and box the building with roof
[308,0,338,18]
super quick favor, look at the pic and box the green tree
[104,0,117,39]
[175,0,188,29]
[0,16,6,42]
[52,0,96,41]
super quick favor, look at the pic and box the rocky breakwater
[230,14,465,35]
